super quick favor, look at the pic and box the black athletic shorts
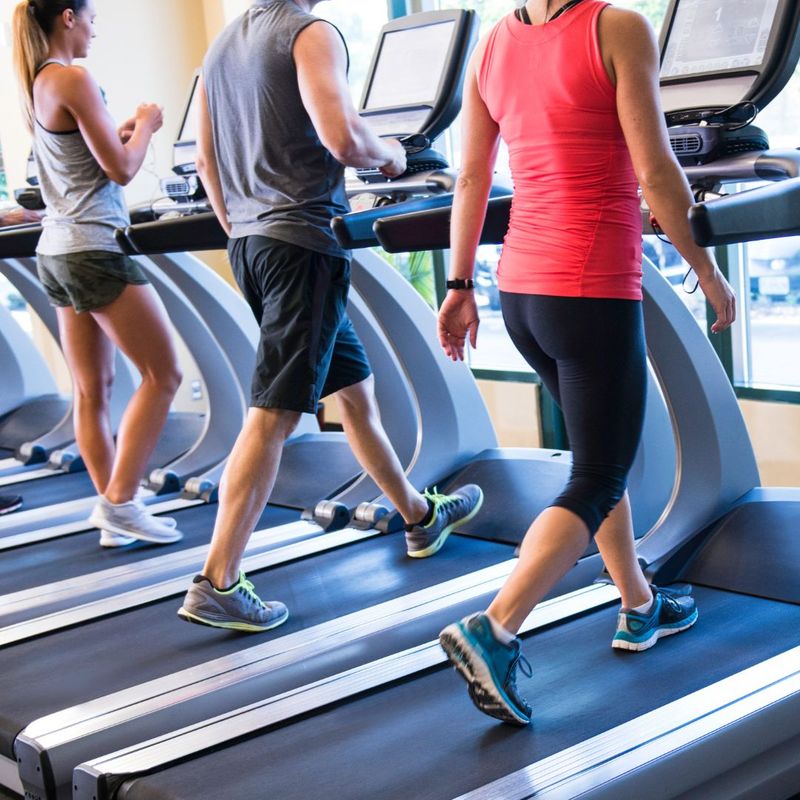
[228,235,372,413]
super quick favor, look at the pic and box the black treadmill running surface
[0,470,94,516]
[119,588,800,800]
[0,503,298,602]
[0,534,514,759]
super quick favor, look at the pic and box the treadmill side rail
[453,647,800,800]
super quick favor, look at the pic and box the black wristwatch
[446,278,475,290]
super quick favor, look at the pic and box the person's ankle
[403,496,432,528]
[103,491,135,506]
[204,568,240,592]
[623,587,654,613]
[485,612,517,645]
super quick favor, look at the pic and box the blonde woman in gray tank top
[12,0,184,546]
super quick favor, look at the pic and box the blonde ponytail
[11,2,48,131]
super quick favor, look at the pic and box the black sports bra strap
[515,0,585,25]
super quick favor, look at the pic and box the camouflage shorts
[37,250,149,314]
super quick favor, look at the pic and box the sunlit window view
[733,70,800,389]
[316,2,388,104]
[0,144,8,202]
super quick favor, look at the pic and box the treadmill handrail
[118,213,227,255]
[334,186,511,251]
[374,194,512,252]
[690,176,800,246]
[0,224,42,259]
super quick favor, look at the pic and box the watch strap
[446,278,475,290]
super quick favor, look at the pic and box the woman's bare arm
[47,66,162,186]
[439,40,501,361]
[602,8,735,332]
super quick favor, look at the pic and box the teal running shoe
[439,613,532,726]
[178,571,289,633]
[612,585,698,652]
[405,484,484,558]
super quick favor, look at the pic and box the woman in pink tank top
[438,0,736,726]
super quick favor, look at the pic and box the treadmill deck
[117,586,800,800]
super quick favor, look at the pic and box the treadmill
[57,2,800,799]
[0,216,263,548]
[0,10,690,800]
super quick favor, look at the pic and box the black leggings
[500,292,647,536]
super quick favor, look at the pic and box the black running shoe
[612,585,698,652]
[0,495,22,515]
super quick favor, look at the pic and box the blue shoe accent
[612,585,698,652]
[439,613,532,726]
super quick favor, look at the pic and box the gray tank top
[203,0,351,258]
[34,60,129,256]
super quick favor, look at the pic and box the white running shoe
[89,496,183,545]
[134,488,178,529]
[99,529,136,548]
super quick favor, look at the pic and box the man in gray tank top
[179,0,484,633]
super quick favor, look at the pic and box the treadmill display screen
[177,74,201,144]
[661,0,780,79]
[364,21,455,110]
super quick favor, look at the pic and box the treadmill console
[172,70,202,178]
[656,0,800,191]
[353,9,478,190]
[660,0,800,116]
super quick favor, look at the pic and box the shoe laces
[236,573,266,609]
[657,589,683,616]
[507,647,532,696]
[514,651,533,679]
[423,486,457,512]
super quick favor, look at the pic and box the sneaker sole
[407,489,485,559]
[439,625,530,726]
[0,500,22,516]
[177,606,290,633]
[612,609,699,652]
[89,514,183,545]
[99,533,136,548]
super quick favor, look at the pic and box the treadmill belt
[119,587,800,800]
[0,471,95,515]
[0,503,298,598]
[0,534,514,759]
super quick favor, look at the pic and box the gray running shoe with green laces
[178,571,289,633]
[405,484,484,558]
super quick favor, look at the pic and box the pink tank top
[478,1,642,300]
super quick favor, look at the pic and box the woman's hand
[438,290,480,361]
[135,103,164,134]
[698,267,736,333]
